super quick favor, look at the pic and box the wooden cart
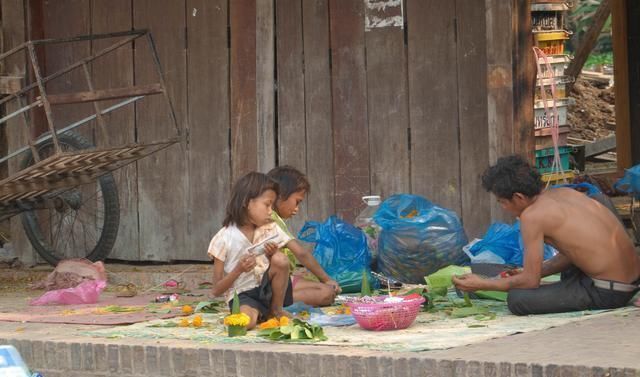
[0,30,181,265]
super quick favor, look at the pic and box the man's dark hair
[267,165,311,199]
[223,172,279,227]
[481,155,543,199]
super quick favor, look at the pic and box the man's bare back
[523,188,640,283]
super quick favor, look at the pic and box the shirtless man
[453,155,640,315]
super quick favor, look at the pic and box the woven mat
[0,292,203,325]
[83,297,638,351]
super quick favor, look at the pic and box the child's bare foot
[634,298,640,307]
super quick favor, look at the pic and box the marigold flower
[178,318,190,327]
[259,318,280,329]
[224,313,250,327]
[192,315,203,327]
[181,305,194,315]
[279,316,289,326]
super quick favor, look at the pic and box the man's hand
[452,273,488,292]
[263,242,278,258]
[234,255,257,273]
[325,279,342,294]
[501,268,522,278]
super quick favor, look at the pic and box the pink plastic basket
[345,296,425,331]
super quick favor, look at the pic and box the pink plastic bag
[30,279,107,305]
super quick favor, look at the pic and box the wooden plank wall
[90,0,137,260]
[625,0,640,164]
[1,0,32,264]
[3,0,535,262]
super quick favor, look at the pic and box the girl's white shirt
[208,222,291,302]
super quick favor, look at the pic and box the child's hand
[325,279,342,294]
[234,255,257,273]
[263,242,279,258]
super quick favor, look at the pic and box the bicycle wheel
[20,131,120,266]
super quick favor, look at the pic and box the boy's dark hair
[267,165,311,199]
[223,172,279,227]
[481,155,543,199]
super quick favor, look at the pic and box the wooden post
[513,0,535,163]
[611,0,631,170]
[565,0,611,93]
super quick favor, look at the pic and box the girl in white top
[208,172,293,329]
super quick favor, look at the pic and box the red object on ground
[30,280,107,305]
[346,296,425,331]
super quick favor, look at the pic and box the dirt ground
[568,77,616,141]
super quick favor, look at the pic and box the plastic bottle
[354,195,382,263]
[0,345,33,377]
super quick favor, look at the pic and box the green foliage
[585,52,613,69]
[257,319,327,341]
[231,291,240,314]
[360,270,372,297]
[194,301,222,313]
[567,0,612,54]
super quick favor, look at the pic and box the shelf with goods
[531,0,575,182]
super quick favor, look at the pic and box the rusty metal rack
[0,29,181,218]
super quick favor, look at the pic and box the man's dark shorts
[508,266,640,315]
[228,269,293,321]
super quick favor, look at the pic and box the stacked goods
[532,0,574,180]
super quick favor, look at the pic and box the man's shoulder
[521,195,556,220]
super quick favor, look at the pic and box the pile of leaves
[258,318,327,342]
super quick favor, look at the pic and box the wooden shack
[1,0,538,263]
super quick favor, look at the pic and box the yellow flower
[224,313,250,327]
[178,318,190,327]
[192,315,203,327]
[181,305,194,315]
[279,316,289,326]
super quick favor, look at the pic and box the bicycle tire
[20,131,120,266]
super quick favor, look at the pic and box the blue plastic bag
[373,194,468,284]
[553,182,602,197]
[298,216,372,293]
[614,164,640,199]
[284,302,356,326]
[467,221,556,267]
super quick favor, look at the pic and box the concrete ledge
[2,336,638,377]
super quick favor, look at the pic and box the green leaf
[269,331,283,340]
[231,291,240,314]
[473,312,496,321]
[147,308,172,314]
[280,325,293,335]
[304,328,313,338]
[258,328,277,337]
[195,301,221,313]
[450,306,489,318]
[148,322,179,328]
[463,293,472,307]
[360,270,372,297]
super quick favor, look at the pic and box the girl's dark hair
[223,172,279,227]
[267,165,311,199]
[481,155,543,199]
